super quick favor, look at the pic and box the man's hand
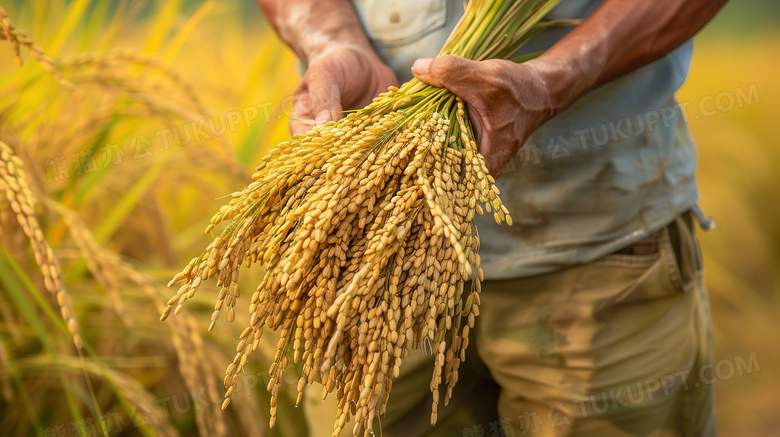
[412,56,561,177]
[290,44,397,135]
[255,0,398,136]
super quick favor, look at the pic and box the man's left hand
[412,55,564,177]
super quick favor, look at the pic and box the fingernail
[314,111,330,126]
[412,58,432,76]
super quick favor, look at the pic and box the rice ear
[0,141,82,350]
[0,6,73,87]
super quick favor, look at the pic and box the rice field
[0,1,778,436]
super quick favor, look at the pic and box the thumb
[308,73,344,126]
[411,55,479,97]
[290,72,344,136]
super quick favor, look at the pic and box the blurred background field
[0,1,777,436]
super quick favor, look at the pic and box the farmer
[256,0,728,435]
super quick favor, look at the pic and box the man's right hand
[289,44,398,136]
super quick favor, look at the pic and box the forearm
[256,0,372,62]
[535,0,729,112]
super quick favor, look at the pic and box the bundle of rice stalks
[164,0,569,435]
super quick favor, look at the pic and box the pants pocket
[590,215,699,320]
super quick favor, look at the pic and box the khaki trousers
[304,214,716,437]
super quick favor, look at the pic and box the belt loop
[676,214,699,291]
[662,215,698,293]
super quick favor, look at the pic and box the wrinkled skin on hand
[412,55,562,177]
[290,44,398,135]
